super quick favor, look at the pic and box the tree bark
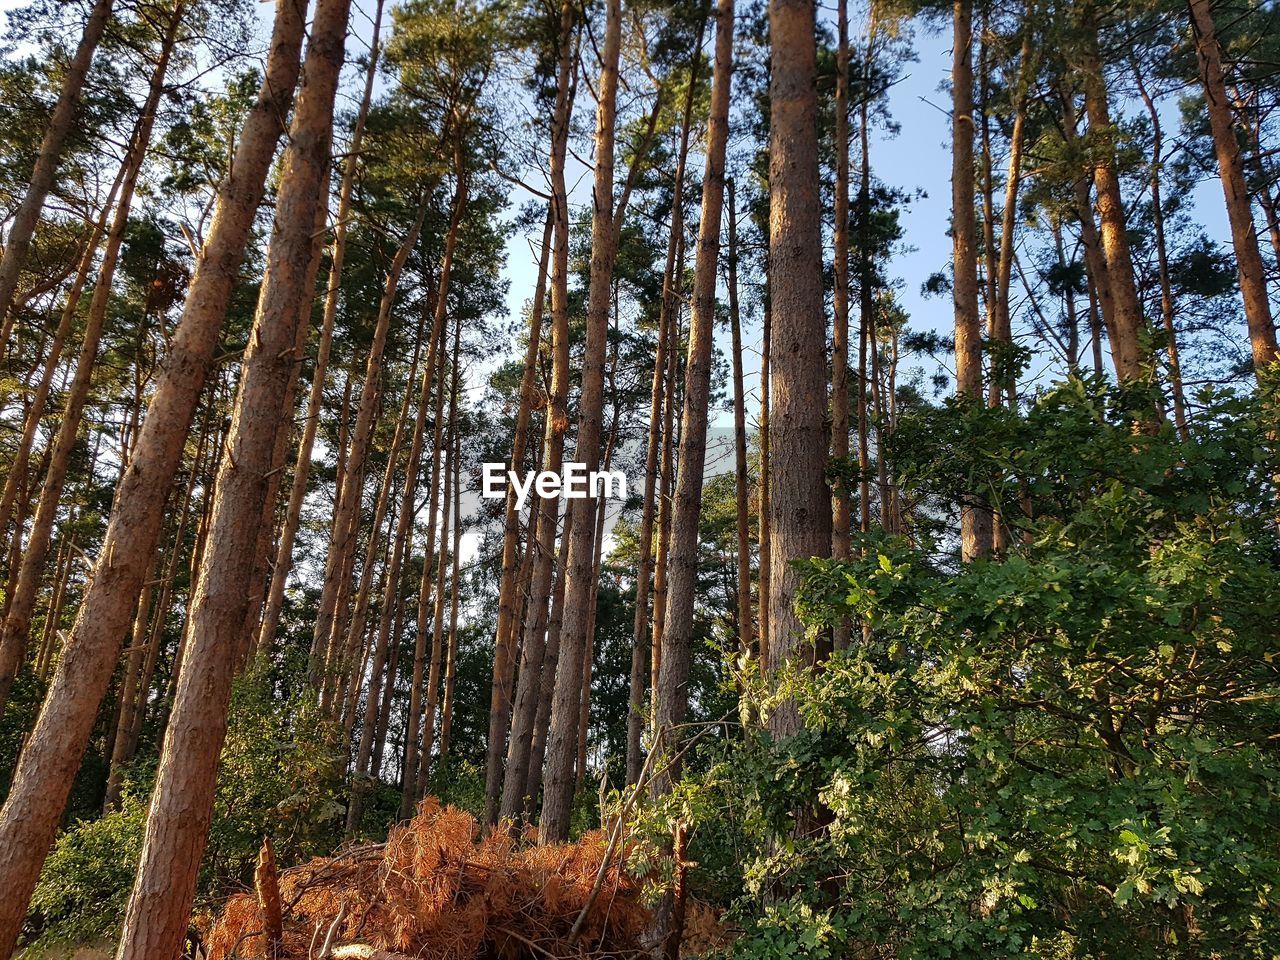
[259,0,386,654]
[951,0,991,562]
[539,0,623,843]
[483,206,553,823]
[653,0,733,793]
[766,0,831,738]
[1188,0,1277,375]
[114,0,348,954]
[0,0,307,945]
[726,179,753,669]
[831,0,851,627]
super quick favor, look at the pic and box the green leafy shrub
[694,381,1280,959]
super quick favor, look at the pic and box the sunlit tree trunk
[0,0,307,944]
[114,0,347,953]
[1188,0,1277,375]
[951,0,990,561]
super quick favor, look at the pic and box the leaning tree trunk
[0,0,116,324]
[540,0,623,844]
[1188,0,1277,375]
[0,0,308,951]
[258,0,385,655]
[951,0,991,562]
[766,0,831,739]
[114,1,348,955]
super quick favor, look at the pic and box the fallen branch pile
[204,799,650,960]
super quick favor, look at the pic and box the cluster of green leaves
[684,380,1280,959]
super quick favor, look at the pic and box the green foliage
[27,799,146,949]
[681,381,1280,959]
[23,670,344,950]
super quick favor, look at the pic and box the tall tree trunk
[483,206,552,823]
[0,2,185,713]
[1132,63,1190,437]
[726,178,753,668]
[0,0,116,324]
[766,0,831,738]
[757,300,771,672]
[831,0,851,650]
[653,0,733,790]
[397,160,468,820]
[623,28,700,787]
[1188,0,1277,375]
[1078,19,1149,384]
[539,0,623,843]
[0,0,307,940]
[259,0,385,654]
[951,0,990,562]
[650,242,680,713]
[439,427,463,758]
[523,506,572,817]
[498,0,575,826]
[414,325,461,799]
[114,1,347,954]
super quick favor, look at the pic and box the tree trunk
[414,328,460,799]
[397,161,468,820]
[483,206,553,823]
[1078,19,1149,384]
[539,0,623,843]
[498,0,575,826]
[623,27,700,787]
[0,0,116,323]
[757,300,772,672]
[0,0,307,943]
[951,0,990,562]
[1132,62,1190,437]
[259,0,385,654]
[653,0,733,793]
[727,178,753,669]
[439,374,464,758]
[113,1,347,954]
[766,0,831,739]
[1188,0,1277,375]
[831,0,851,629]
